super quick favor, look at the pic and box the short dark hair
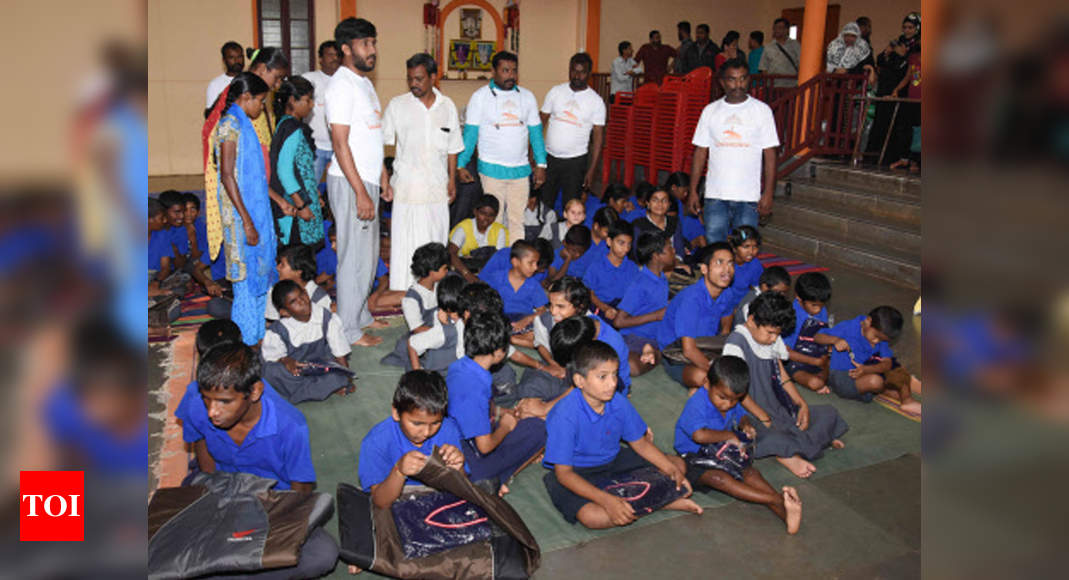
[698,241,734,266]
[437,274,466,314]
[318,40,340,58]
[795,272,831,303]
[635,231,669,265]
[592,206,620,230]
[774,17,790,28]
[649,30,660,40]
[605,183,632,203]
[727,225,762,248]
[696,24,710,35]
[464,311,510,357]
[221,41,243,57]
[708,355,750,396]
[406,52,438,76]
[474,194,500,214]
[547,276,591,313]
[278,243,317,282]
[533,238,554,270]
[158,190,185,209]
[749,292,796,331]
[607,219,633,241]
[678,21,691,34]
[573,340,620,378]
[148,197,164,218]
[634,182,657,203]
[196,319,242,357]
[197,342,261,394]
[247,47,289,72]
[271,279,303,312]
[569,52,593,71]
[551,315,597,367]
[750,30,765,44]
[492,51,518,70]
[618,41,631,55]
[460,281,504,316]
[335,17,377,46]
[510,239,538,262]
[718,58,750,77]
[411,242,449,279]
[563,224,592,250]
[393,370,449,416]
[183,192,201,211]
[869,306,904,340]
[856,16,872,27]
[759,265,791,289]
[664,171,690,190]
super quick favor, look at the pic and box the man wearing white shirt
[302,40,341,182]
[325,17,393,347]
[687,59,780,243]
[205,41,243,109]
[539,52,606,210]
[610,41,641,101]
[456,51,547,242]
[383,53,464,291]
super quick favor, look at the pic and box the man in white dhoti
[383,52,464,291]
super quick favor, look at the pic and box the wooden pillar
[586,0,601,72]
[797,0,827,85]
[340,0,356,19]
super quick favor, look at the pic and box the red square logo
[20,471,84,541]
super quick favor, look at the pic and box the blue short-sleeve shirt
[148,230,173,273]
[482,266,547,316]
[168,225,190,256]
[591,314,632,390]
[446,356,494,440]
[673,386,750,454]
[479,247,549,285]
[657,281,738,349]
[822,315,894,371]
[681,215,705,242]
[544,389,648,468]
[316,245,337,277]
[175,380,316,489]
[584,196,604,228]
[783,298,829,349]
[358,416,465,489]
[194,217,227,280]
[566,244,597,279]
[45,383,148,475]
[582,253,639,305]
[730,258,764,296]
[617,267,669,341]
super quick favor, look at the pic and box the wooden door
[782,4,841,50]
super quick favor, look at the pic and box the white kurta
[382,88,464,290]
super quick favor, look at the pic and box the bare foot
[665,497,703,515]
[686,386,699,398]
[352,334,383,347]
[644,427,654,443]
[498,483,510,497]
[782,486,802,535]
[817,386,831,395]
[831,439,845,449]
[348,564,363,574]
[333,384,357,397]
[640,343,657,365]
[364,319,390,329]
[777,455,817,478]
[900,400,922,415]
[910,375,922,395]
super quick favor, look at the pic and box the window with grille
[258,0,314,75]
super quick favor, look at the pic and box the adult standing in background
[540,52,606,211]
[825,22,871,74]
[302,40,341,182]
[326,17,393,347]
[747,31,765,74]
[674,21,693,74]
[457,51,546,241]
[206,41,243,109]
[635,30,677,85]
[383,53,464,291]
[758,18,801,87]
[682,24,719,73]
[688,59,779,243]
[715,31,746,72]
[610,41,641,102]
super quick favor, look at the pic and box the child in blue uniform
[782,272,833,393]
[314,222,337,291]
[674,355,803,534]
[727,226,764,308]
[546,224,592,284]
[148,198,176,295]
[542,341,701,528]
[446,312,547,492]
[732,266,791,327]
[157,190,190,271]
[515,315,597,419]
[615,231,674,377]
[358,370,467,508]
[479,238,554,287]
[583,219,638,321]
[816,306,920,414]
[481,240,547,331]
[658,242,739,392]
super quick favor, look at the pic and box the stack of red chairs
[602,91,634,186]
[680,67,714,174]
[627,83,659,186]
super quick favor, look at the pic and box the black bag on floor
[592,466,688,517]
[661,335,726,366]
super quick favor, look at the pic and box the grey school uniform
[261,311,350,404]
[732,287,760,328]
[517,311,569,400]
[380,312,462,372]
[722,326,848,460]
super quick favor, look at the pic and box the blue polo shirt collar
[577,389,613,424]
[639,266,666,284]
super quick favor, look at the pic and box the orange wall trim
[340,0,357,19]
[252,0,261,47]
[586,0,600,72]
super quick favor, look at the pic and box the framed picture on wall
[472,41,496,71]
[460,8,482,39]
[448,39,472,70]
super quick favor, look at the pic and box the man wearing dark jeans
[539,52,606,210]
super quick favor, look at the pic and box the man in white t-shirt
[302,40,341,182]
[205,41,243,109]
[539,52,606,211]
[687,58,780,243]
[456,51,547,243]
[383,52,464,291]
[325,17,393,347]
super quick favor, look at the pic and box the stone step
[762,224,920,289]
[770,199,921,256]
[809,161,921,199]
[780,178,920,232]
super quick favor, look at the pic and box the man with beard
[539,52,606,210]
[687,59,779,243]
[205,41,243,109]
[325,17,393,347]
[382,53,464,291]
[302,40,341,182]
[635,30,677,85]
[457,51,546,243]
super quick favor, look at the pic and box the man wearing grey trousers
[325,17,393,346]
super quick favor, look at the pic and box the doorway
[781,4,840,49]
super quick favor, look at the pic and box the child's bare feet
[640,343,657,365]
[348,564,362,574]
[498,483,510,497]
[831,439,845,449]
[364,319,390,329]
[910,375,922,395]
[900,400,922,415]
[644,427,654,443]
[665,497,703,515]
[782,486,802,534]
[352,334,383,347]
[777,455,817,478]
[817,386,831,395]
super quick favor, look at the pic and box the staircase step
[810,162,921,198]
[781,178,920,231]
[762,225,920,289]
[771,199,921,256]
